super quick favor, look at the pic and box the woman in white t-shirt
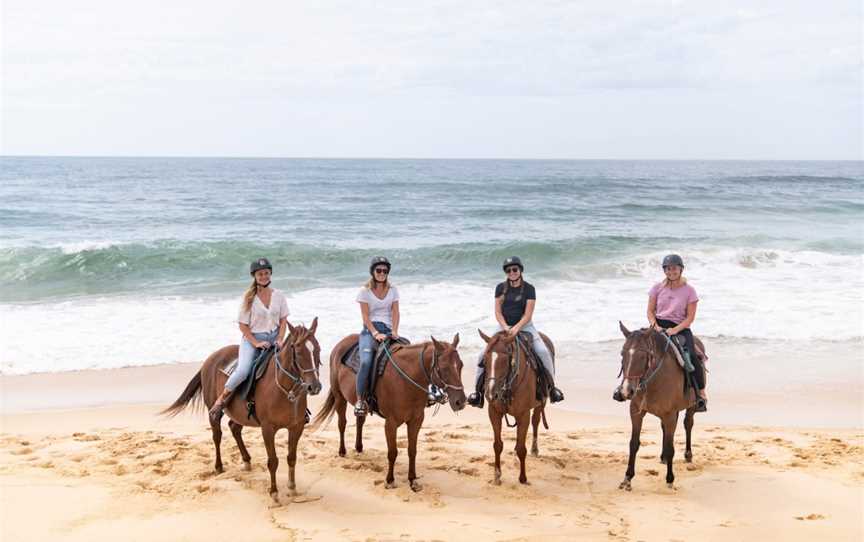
[353,256,400,416]
[209,257,290,420]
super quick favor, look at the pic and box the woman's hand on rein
[256,340,272,349]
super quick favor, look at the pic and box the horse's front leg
[261,424,280,502]
[286,424,303,495]
[335,393,348,457]
[406,412,425,492]
[530,406,543,457]
[489,407,504,485]
[684,407,695,463]
[620,402,645,491]
[515,411,531,484]
[662,412,679,488]
[384,417,399,488]
[356,413,366,454]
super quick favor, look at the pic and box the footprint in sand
[795,514,826,521]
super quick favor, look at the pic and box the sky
[1,0,861,159]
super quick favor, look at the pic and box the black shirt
[495,281,536,326]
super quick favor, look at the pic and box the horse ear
[619,321,631,338]
[287,321,296,334]
[451,333,460,348]
[309,316,318,335]
[431,336,443,351]
[478,329,492,344]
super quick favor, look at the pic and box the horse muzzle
[307,381,323,395]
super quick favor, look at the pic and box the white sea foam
[2,247,862,374]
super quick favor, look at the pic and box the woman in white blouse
[353,256,400,416]
[209,257,290,419]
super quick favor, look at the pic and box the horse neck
[390,343,432,385]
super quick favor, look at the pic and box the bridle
[272,328,321,402]
[619,329,671,393]
[487,334,529,405]
[383,342,464,404]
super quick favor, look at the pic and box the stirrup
[467,392,484,408]
[549,387,565,403]
[354,399,368,417]
[695,397,707,413]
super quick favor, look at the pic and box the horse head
[430,333,466,411]
[284,317,323,396]
[479,329,520,403]
[613,322,660,401]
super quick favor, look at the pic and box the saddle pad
[340,337,411,374]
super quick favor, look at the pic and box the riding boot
[209,388,233,422]
[467,366,485,408]
[548,378,565,403]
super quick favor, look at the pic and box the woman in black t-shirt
[467,256,564,407]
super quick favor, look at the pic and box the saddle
[664,334,707,394]
[220,347,276,421]
[341,337,411,416]
[514,331,553,403]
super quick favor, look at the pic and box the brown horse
[613,322,703,490]
[162,319,322,501]
[479,329,554,485]
[313,334,467,491]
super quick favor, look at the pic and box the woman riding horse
[209,257,290,420]
[647,254,707,412]
[468,256,563,407]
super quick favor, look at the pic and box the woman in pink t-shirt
[647,254,706,412]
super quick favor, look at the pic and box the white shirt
[237,289,290,333]
[356,286,399,327]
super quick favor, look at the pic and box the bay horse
[479,329,553,485]
[613,322,703,490]
[162,319,322,501]
[312,334,466,491]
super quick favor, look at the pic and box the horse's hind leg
[228,420,251,471]
[515,411,531,484]
[662,412,679,488]
[530,407,543,457]
[261,424,280,502]
[286,425,303,495]
[210,417,224,473]
[684,407,695,463]
[406,413,425,492]
[335,393,348,457]
[355,414,366,454]
[620,403,644,491]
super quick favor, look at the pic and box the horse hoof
[531,449,539,458]
[242,461,251,471]
[618,480,631,491]
[520,478,530,485]
[214,465,224,474]
[385,481,396,489]
[667,483,675,490]
[685,455,693,463]
[338,450,346,458]
[410,480,423,492]
[493,478,501,486]
[270,491,280,503]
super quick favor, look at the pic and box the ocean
[1,157,862,376]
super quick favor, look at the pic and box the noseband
[383,343,464,401]
[487,335,527,405]
[619,330,671,393]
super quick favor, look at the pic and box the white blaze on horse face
[621,347,636,397]
[487,351,497,394]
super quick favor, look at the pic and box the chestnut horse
[613,322,703,490]
[162,319,322,501]
[312,334,466,491]
[479,329,554,485]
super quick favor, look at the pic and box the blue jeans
[474,322,555,390]
[225,329,278,392]
[356,322,392,400]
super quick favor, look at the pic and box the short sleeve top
[495,281,536,326]
[356,286,400,327]
[237,289,290,333]
[649,282,698,325]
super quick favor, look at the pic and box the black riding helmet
[502,256,524,272]
[250,257,273,275]
[661,254,684,269]
[369,256,391,276]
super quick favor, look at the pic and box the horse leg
[407,413,424,492]
[335,393,347,457]
[660,421,668,464]
[530,407,542,457]
[620,404,645,491]
[286,425,303,496]
[261,425,280,501]
[490,409,504,485]
[210,416,224,474]
[516,411,531,484]
[228,420,251,471]
[384,417,399,489]
[684,407,695,463]
[662,412,679,488]
[356,414,366,454]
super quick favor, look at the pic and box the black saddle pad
[341,337,411,375]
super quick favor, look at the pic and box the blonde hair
[242,279,259,312]
[364,277,391,292]
[662,275,688,288]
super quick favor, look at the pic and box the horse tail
[541,408,549,430]
[160,371,203,417]
[310,388,337,430]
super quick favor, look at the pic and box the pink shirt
[649,282,698,325]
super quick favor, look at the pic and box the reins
[272,328,320,402]
[381,341,463,407]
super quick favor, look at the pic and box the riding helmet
[369,256,392,275]
[250,257,273,275]
[661,254,684,269]
[502,256,524,272]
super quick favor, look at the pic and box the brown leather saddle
[341,337,411,416]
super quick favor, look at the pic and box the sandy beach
[1,361,862,542]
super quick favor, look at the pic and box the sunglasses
[505,267,521,274]
[374,268,390,274]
